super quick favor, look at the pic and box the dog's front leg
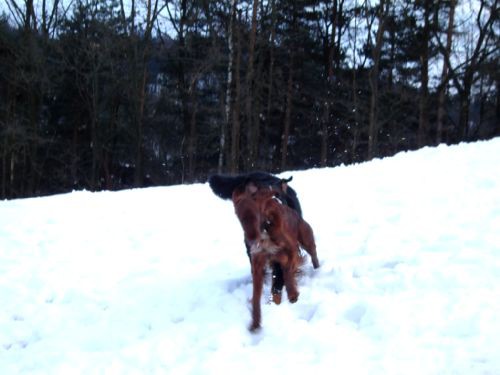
[250,254,266,332]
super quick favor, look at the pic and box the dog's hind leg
[299,221,320,269]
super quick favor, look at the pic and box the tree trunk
[476,75,485,139]
[135,0,160,186]
[1,126,8,198]
[177,2,190,182]
[444,0,496,143]
[350,2,360,162]
[24,21,39,195]
[436,0,455,144]
[90,56,100,190]
[245,0,259,169]
[253,55,264,169]
[320,103,329,167]
[71,120,79,188]
[368,0,389,160]
[321,0,339,167]
[28,81,39,195]
[221,0,238,173]
[388,8,395,91]
[230,10,242,174]
[496,78,500,135]
[281,52,294,170]
[264,0,277,170]
[134,64,148,186]
[418,0,431,147]
[351,67,360,162]
[187,89,198,181]
[458,76,473,140]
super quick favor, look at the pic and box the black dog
[208,172,303,217]
[208,172,304,300]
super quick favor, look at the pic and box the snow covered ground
[1,139,500,374]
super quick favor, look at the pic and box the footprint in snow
[298,303,319,322]
[344,303,368,327]
[225,276,252,293]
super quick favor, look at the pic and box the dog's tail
[208,174,249,200]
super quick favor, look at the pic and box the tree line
[1,0,498,199]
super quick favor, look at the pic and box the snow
[1,138,500,374]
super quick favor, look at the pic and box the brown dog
[232,182,319,332]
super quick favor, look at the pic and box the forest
[0,0,498,199]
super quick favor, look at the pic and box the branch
[166,0,180,36]
[6,0,24,28]
[432,26,464,93]
[469,0,498,66]
[119,0,129,34]
[47,0,60,33]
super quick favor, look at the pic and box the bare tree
[435,0,456,144]
[280,2,298,171]
[5,0,63,194]
[230,8,243,174]
[418,0,431,147]
[119,0,163,185]
[245,0,260,169]
[221,0,238,173]
[320,0,344,167]
[437,0,498,141]
[263,0,277,170]
[347,0,369,161]
[367,0,390,160]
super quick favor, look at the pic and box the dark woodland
[0,0,498,199]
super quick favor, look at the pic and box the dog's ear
[280,176,292,193]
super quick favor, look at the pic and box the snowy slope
[1,139,500,374]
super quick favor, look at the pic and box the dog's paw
[248,322,262,333]
[288,291,299,303]
[272,292,282,305]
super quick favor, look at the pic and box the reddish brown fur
[232,183,319,332]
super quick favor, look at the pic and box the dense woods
[1,0,498,199]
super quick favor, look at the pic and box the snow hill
[1,139,500,374]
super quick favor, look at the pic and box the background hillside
[1,0,498,199]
